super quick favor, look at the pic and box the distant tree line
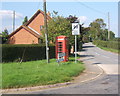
[1,13,116,45]
[41,12,115,47]
[86,18,115,41]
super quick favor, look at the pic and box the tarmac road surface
[12,43,119,94]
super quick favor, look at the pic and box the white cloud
[77,16,87,24]
[0,10,24,19]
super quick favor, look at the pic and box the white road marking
[102,55,110,58]
[95,52,100,55]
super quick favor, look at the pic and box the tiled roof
[22,25,41,38]
[8,26,23,38]
[24,9,51,26]
[8,9,51,38]
[8,25,41,38]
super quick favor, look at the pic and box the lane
[83,43,118,65]
[83,43,118,74]
[30,75,118,94]
[26,42,118,94]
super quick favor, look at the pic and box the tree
[89,18,106,40]
[41,16,75,46]
[2,28,9,44]
[51,10,59,17]
[53,10,58,16]
[22,16,28,25]
[88,18,115,41]
[66,15,78,23]
[81,27,90,42]
[2,28,8,37]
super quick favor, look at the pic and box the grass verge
[0,64,2,89]
[2,57,85,89]
[98,46,119,54]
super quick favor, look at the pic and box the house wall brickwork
[8,10,51,44]
[28,13,44,35]
[8,28,38,44]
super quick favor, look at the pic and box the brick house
[8,9,51,44]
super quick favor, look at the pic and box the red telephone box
[56,36,69,62]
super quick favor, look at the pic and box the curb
[2,53,105,94]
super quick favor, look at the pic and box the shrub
[77,41,83,51]
[2,44,55,62]
[93,40,119,50]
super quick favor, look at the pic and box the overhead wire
[74,0,109,27]
[36,0,42,10]
[74,0,107,16]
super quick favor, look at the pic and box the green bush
[77,41,83,51]
[93,40,119,50]
[2,44,55,62]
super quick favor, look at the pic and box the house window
[40,25,43,31]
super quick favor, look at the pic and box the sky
[0,0,119,37]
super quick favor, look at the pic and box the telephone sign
[72,23,80,35]
[58,53,65,58]
[57,53,65,62]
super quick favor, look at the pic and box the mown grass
[0,64,2,89]
[2,57,85,89]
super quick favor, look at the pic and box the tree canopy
[1,28,9,44]
[66,15,78,23]
[2,28,9,37]
[41,16,115,46]
[42,16,76,45]
[22,16,28,25]
[88,18,115,41]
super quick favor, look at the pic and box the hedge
[93,40,119,50]
[77,41,83,51]
[2,44,55,62]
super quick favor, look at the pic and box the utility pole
[13,10,15,32]
[43,0,49,63]
[108,12,110,40]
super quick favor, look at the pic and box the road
[82,43,118,75]
[25,43,119,94]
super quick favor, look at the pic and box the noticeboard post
[72,23,80,63]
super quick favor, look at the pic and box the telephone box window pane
[59,46,62,48]
[58,42,63,53]
[58,42,62,46]
[58,42,62,45]
[58,48,62,51]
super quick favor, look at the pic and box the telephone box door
[56,36,69,62]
